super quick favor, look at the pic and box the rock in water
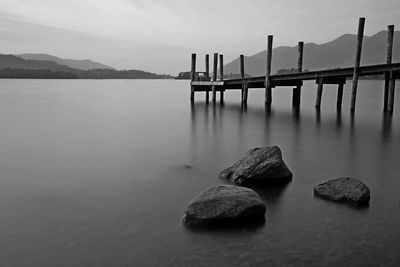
[219,146,292,185]
[314,177,370,206]
[182,185,266,226]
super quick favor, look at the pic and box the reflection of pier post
[381,112,392,141]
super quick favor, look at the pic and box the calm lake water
[0,79,399,266]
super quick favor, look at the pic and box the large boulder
[314,177,370,206]
[219,146,292,185]
[182,185,266,226]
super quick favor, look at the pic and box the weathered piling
[190,53,196,101]
[240,55,247,103]
[219,54,224,102]
[212,53,218,102]
[384,25,394,111]
[388,70,396,112]
[265,35,273,105]
[350,17,365,112]
[243,82,249,104]
[292,41,304,106]
[205,54,210,102]
[315,78,324,108]
[205,54,210,77]
[337,83,344,110]
[240,55,245,78]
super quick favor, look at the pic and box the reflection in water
[247,182,290,209]
[183,216,266,234]
[381,112,392,141]
[241,102,247,112]
[186,83,400,266]
[1,80,400,266]
[292,106,300,122]
[315,107,321,126]
[336,107,342,129]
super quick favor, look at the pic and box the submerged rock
[182,185,266,226]
[219,146,292,185]
[314,177,370,206]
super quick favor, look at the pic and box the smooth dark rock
[219,146,292,185]
[314,177,370,206]
[182,185,266,226]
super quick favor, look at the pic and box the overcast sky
[0,0,399,74]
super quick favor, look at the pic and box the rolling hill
[17,53,114,70]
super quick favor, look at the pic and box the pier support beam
[384,25,394,112]
[292,41,304,107]
[337,83,344,110]
[265,35,273,105]
[350,17,365,112]
[388,71,396,113]
[190,53,196,101]
[315,78,324,108]
[240,54,245,103]
[205,54,209,102]
[219,54,224,102]
[243,82,249,104]
[212,53,218,102]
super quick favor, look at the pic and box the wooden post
[350,17,365,112]
[190,53,196,101]
[292,41,304,106]
[240,54,245,102]
[384,25,394,111]
[219,54,224,102]
[265,35,273,105]
[243,82,249,104]
[388,71,396,113]
[337,83,344,110]
[240,54,245,78]
[212,53,218,102]
[205,54,210,78]
[315,78,323,108]
[219,54,224,80]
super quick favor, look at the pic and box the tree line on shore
[0,68,174,79]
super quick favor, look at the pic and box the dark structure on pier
[190,18,398,113]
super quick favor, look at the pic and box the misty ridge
[224,30,400,76]
[0,54,173,79]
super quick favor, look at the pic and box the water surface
[0,79,399,266]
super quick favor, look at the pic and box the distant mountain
[0,54,173,79]
[0,54,76,72]
[17,53,114,70]
[224,30,400,76]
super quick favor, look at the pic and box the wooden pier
[190,18,398,113]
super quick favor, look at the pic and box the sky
[0,0,399,75]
